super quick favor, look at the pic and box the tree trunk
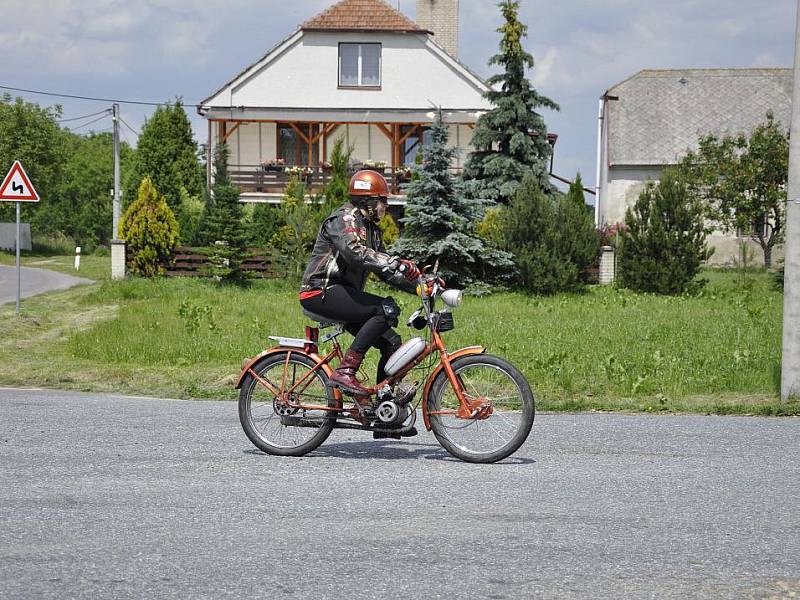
[763,244,772,269]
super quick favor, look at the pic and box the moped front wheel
[427,354,535,464]
[239,352,336,457]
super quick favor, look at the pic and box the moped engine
[375,401,414,425]
[376,400,401,424]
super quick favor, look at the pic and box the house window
[277,123,320,166]
[339,43,381,87]
[402,125,432,165]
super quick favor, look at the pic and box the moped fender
[422,346,486,431]
[235,347,336,390]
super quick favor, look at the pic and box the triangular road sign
[0,160,40,202]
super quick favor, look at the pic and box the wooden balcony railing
[228,164,414,195]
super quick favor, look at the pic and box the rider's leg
[374,329,402,384]
[301,285,391,396]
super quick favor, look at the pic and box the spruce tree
[392,111,514,288]
[618,170,712,295]
[203,145,249,285]
[463,0,559,203]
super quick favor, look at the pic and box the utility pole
[110,103,126,279]
[112,103,120,238]
[781,0,800,401]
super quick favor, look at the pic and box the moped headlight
[441,289,463,307]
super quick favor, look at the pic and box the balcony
[228,164,413,197]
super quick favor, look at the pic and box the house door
[278,123,320,166]
[402,125,432,165]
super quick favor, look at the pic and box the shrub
[120,176,179,276]
[268,176,319,281]
[499,175,578,294]
[378,212,399,247]
[558,173,600,282]
[617,170,712,294]
[176,186,204,246]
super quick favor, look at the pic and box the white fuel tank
[384,337,427,376]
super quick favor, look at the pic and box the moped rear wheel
[239,352,336,457]
[427,354,535,464]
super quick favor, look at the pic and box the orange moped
[236,262,535,463]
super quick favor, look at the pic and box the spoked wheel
[238,352,336,456]
[427,354,535,464]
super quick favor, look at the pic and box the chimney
[416,0,460,59]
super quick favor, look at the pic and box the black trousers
[301,284,402,383]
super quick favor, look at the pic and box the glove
[399,259,421,282]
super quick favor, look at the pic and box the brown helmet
[349,170,390,199]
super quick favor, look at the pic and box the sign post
[0,161,41,315]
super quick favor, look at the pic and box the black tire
[427,354,535,464]
[238,352,336,457]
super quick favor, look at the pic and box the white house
[198,0,495,202]
[597,68,792,265]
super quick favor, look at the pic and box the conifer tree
[119,176,179,277]
[203,144,249,285]
[557,173,600,282]
[126,101,203,212]
[618,170,712,294]
[393,111,513,287]
[463,0,559,203]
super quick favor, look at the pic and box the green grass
[0,264,797,415]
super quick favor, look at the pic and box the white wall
[213,31,489,111]
[603,164,784,266]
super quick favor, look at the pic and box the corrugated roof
[301,0,430,33]
[607,68,792,166]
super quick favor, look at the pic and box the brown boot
[329,349,371,397]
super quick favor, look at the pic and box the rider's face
[376,199,388,220]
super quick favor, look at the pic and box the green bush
[268,176,319,282]
[378,212,399,247]
[120,176,179,277]
[618,170,712,294]
[499,175,596,295]
[176,186,204,246]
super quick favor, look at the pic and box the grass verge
[0,265,797,415]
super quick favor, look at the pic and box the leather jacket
[301,204,416,295]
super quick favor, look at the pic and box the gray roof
[606,68,792,166]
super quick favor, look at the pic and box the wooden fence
[125,246,275,277]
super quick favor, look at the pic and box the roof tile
[301,0,429,32]
[607,68,792,166]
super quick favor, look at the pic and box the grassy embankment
[0,252,796,415]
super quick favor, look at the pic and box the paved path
[0,264,93,306]
[1,388,798,599]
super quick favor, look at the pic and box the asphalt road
[0,264,93,306]
[1,388,798,600]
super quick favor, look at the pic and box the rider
[299,169,421,402]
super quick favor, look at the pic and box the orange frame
[237,328,488,431]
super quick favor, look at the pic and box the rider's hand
[399,259,421,282]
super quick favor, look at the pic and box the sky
[0,0,797,196]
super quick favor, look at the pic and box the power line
[68,113,111,131]
[118,115,140,137]
[0,84,188,107]
[57,108,112,123]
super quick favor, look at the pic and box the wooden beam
[222,122,241,143]
[376,123,395,142]
[289,122,311,145]
[397,125,419,146]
